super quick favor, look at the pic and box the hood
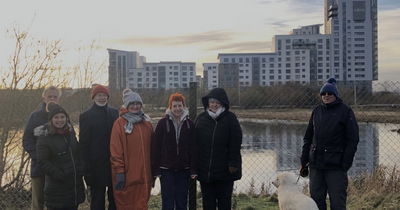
[34,124,49,137]
[201,88,230,111]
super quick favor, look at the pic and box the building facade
[204,0,377,88]
[108,49,196,90]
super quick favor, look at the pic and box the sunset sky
[0,0,399,85]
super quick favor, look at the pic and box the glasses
[321,92,334,96]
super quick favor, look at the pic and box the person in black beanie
[79,84,118,210]
[300,78,359,210]
[36,101,85,210]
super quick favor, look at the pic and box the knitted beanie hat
[46,101,68,120]
[123,89,143,108]
[320,78,339,98]
[168,92,186,109]
[91,84,110,99]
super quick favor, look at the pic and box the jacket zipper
[64,136,78,205]
[207,119,218,181]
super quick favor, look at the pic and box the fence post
[188,82,197,210]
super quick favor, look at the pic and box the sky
[0,0,399,85]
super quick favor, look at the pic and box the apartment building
[108,48,196,90]
[205,0,377,88]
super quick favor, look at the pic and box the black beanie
[46,101,68,120]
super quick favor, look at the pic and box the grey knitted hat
[123,89,143,108]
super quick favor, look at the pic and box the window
[224,58,229,62]
[182,72,187,76]
[269,58,274,62]
[174,66,178,70]
[239,58,243,63]
[174,72,179,76]
[138,73,142,76]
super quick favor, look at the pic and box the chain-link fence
[1,81,400,209]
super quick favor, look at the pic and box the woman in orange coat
[110,89,154,210]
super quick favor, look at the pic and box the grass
[2,165,400,209]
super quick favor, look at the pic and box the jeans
[160,169,190,210]
[200,180,234,210]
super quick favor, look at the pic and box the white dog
[272,172,319,210]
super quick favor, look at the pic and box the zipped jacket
[36,124,85,209]
[195,88,242,182]
[152,108,197,176]
[301,98,359,171]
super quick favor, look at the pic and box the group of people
[23,85,243,210]
[22,77,359,210]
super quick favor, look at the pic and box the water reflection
[234,120,400,194]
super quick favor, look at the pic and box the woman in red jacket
[151,93,197,210]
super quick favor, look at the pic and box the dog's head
[272,172,297,188]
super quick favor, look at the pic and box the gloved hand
[299,163,309,177]
[342,163,351,172]
[229,167,238,174]
[114,173,125,190]
[84,171,94,186]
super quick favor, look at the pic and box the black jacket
[300,98,359,171]
[22,103,49,177]
[36,124,85,208]
[152,110,198,176]
[79,103,119,187]
[195,88,242,182]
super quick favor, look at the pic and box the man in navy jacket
[23,86,61,210]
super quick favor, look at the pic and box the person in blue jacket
[22,86,61,210]
[300,78,359,210]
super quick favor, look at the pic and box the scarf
[122,110,149,133]
[207,106,225,119]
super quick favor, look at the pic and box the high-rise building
[107,49,196,90]
[325,0,378,84]
[107,49,146,90]
[205,0,377,88]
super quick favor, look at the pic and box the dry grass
[347,165,400,209]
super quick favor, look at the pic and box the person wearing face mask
[195,88,243,210]
[300,78,359,210]
[110,89,154,210]
[151,93,197,210]
[79,84,119,210]
[36,102,85,210]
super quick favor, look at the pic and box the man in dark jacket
[79,85,119,210]
[300,78,359,210]
[22,86,61,210]
[195,88,242,210]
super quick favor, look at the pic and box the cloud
[105,30,236,46]
[205,41,272,52]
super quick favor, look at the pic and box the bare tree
[0,22,65,193]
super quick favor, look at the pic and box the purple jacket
[151,109,197,176]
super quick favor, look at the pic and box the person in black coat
[300,78,359,210]
[195,87,242,210]
[23,86,61,210]
[79,85,119,210]
[36,102,85,210]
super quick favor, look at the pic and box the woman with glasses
[110,89,154,210]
